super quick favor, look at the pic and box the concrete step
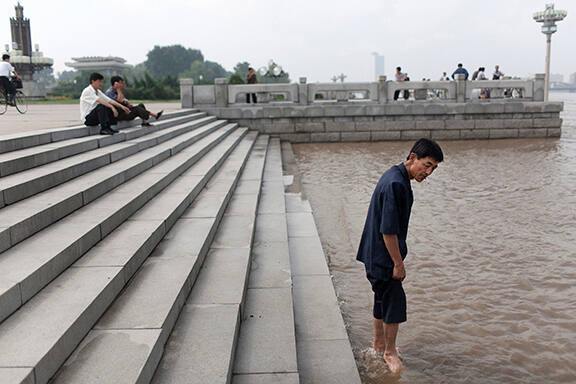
[0,112,206,178]
[0,129,250,384]
[0,109,197,155]
[231,138,300,384]
[0,113,214,207]
[151,135,269,384]
[0,124,240,324]
[0,117,227,255]
[282,143,362,384]
[50,131,260,384]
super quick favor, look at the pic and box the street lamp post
[533,3,567,101]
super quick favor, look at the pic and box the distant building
[372,52,385,80]
[65,56,132,78]
[3,2,53,98]
[550,73,564,83]
[569,73,576,84]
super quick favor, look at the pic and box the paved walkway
[0,102,181,136]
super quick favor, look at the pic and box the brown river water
[292,93,576,384]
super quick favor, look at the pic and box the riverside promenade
[181,74,563,142]
[0,104,360,384]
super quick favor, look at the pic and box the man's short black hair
[2,54,9,61]
[457,63,463,67]
[248,67,254,71]
[89,72,104,82]
[111,75,124,86]
[407,138,444,163]
[396,66,401,71]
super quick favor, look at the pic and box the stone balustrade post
[180,78,194,108]
[298,77,308,105]
[533,73,545,101]
[377,76,388,104]
[455,74,466,103]
[214,78,229,107]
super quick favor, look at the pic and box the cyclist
[0,54,21,105]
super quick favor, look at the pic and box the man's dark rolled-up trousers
[84,104,117,129]
[117,103,151,121]
[0,76,15,101]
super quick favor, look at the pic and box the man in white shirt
[0,54,21,105]
[80,72,130,135]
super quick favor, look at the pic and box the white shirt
[0,61,15,78]
[80,85,113,122]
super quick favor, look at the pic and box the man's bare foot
[384,351,404,374]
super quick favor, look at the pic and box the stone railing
[180,74,546,108]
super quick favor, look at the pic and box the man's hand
[121,105,130,114]
[110,106,118,117]
[392,262,406,281]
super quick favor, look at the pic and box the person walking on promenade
[105,76,163,126]
[356,138,444,374]
[394,67,408,101]
[451,63,469,80]
[0,54,21,105]
[439,72,450,81]
[245,67,258,104]
[80,72,130,135]
[471,67,481,81]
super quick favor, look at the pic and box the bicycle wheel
[0,93,7,115]
[14,91,28,114]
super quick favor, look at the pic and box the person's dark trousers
[84,104,117,130]
[403,90,410,100]
[393,90,400,101]
[117,103,151,121]
[246,93,257,103]
[0,76,15,102]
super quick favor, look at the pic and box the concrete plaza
[0,102,181,135]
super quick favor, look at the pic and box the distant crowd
[393,63,507,100]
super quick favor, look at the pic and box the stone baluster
[533,74,545,102]
[179,78,194,108]
[455,74,466,103]
[377,76,388,104]
[298,77,308,105]
[214,78,229,107]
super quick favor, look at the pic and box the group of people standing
[395,63,506,101]
[80,73,163,135]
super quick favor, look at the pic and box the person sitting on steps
[80,72,130,135]
[105,76,163,127]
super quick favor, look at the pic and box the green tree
[144,45,204,78]
[228,73,244,84]
[181,60,231,84]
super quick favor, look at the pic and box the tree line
[49,45,290,99]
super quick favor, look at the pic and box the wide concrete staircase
[0,110,360,384]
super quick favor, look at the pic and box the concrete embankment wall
[196,101,563,143]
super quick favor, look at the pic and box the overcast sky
[1,0,574,82]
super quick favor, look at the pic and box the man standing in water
[357,138,444,373]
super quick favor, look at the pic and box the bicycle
[0,78,28,115]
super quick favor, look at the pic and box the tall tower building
[372,52,385,80]
[10,2,32,57]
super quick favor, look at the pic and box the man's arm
[107,98,130,113]
[383,234,406,281]
[116,88,132,106]
[96,98,119,117]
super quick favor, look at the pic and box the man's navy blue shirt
[451,67,469,80]
[105,87,118,100]
[356,163,413,283]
